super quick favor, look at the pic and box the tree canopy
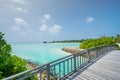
[50,39,84,43]
[0,32,27,79]
[116,34,120,43]
[80,36,117,49]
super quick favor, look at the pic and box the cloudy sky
[0,0,120,42]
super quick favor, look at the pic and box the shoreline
[62,47,85,53]
[25,59,42,68]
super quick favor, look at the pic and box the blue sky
[0,0,120,42]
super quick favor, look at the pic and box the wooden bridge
[3,45,120,80]
[67,50,120,80]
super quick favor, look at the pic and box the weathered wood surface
[68,50,120,80]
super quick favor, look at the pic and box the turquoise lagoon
[10,43,80,65]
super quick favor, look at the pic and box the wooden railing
[3,45,118,80]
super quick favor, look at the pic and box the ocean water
[10,43,80,65]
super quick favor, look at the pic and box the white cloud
[13,0,26,4]
[22,31,27,34]
[40,24,48,31]
[11,26,21,31]
[41,14,51,23]
[16,7,29,13]
[5,5,14,10]
[14,18,28,26]
[5,5,29,13]
[40,14,62,34]
[44,14,51,20]
[12,26,32,35]
[21,30,31,34]
[28,30,31,33]
[39,24,62,34]
[49,25,62,33]
[41,19,46,23]
[86,17,94,23]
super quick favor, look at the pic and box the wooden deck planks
[69,50,120,80]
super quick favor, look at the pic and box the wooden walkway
[68,50,120,80]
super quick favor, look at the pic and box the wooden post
[40,71,42,80]
[96,47,99,58]
[87,50,91,63]
[46,64,50,80]
[74,54,76,72]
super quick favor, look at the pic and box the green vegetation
[0,32,27,79]
[116,34,120,43]
[50,39,84,43]
[80,36,117,49]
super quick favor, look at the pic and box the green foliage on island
[0,32,27,79]
[116,34,120,43]
[50,39,84,43]
[80,36,117,49]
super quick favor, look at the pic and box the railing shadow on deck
[3,45,119,80]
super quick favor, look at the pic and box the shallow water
[10,43,80,64]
